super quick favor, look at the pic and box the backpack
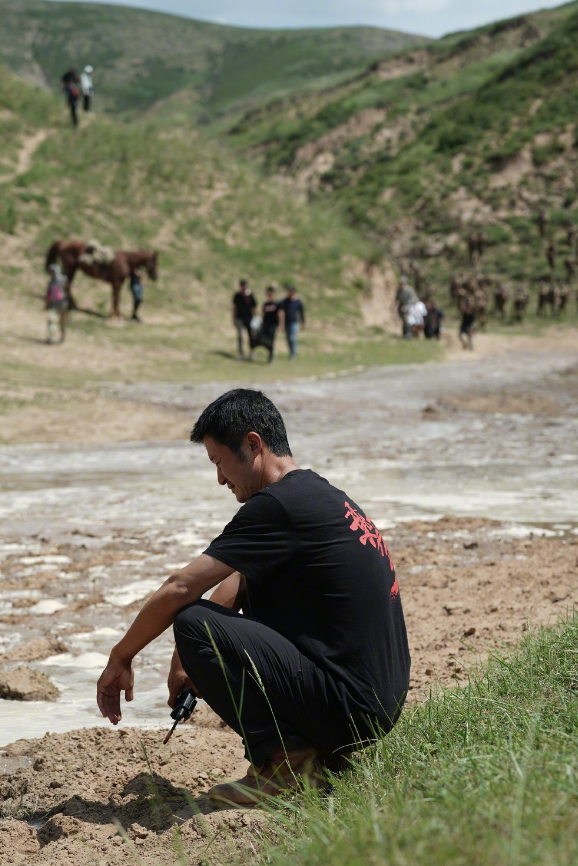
[48,278,65,304]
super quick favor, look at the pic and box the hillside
[0,66,443,442]
[0,0,427,119]
[226,2,578,314]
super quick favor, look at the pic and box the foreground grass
[261,613,578,866]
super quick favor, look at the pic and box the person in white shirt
[407,299,427,337]
[80,65,94,113]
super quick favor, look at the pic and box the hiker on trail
[538,209,548,239]
[80,65,94,113]
[493,282,508,319]
[45,263,69,344]
[279,285,305,360]
[514,285,529,323]
[129,267,144,322]
[565,255,576,283]
[261,286,280,364]
[467,233,478,265]
[96,389,410,805]
[459,299,475,350]
[232,279,257,361]
[557,281,569,315]
[61,66,80,128]
[546,280,557,316]
[547,240,556,272]
[396,275,417,338]
[537,281,549,316]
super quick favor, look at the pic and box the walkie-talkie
[163,688,197,744]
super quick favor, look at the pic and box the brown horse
[45,240,158,317]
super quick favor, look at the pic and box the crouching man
[96,389,410,806]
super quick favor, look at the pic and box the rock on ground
[0,668,60,702]
[0,639,68,664]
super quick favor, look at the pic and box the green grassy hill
[0,0,427,119]
[0,63,438,426]
[226,2,578,317]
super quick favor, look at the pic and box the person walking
[232,279,257,361]
[261,286,280,363]
[61,66,80,128]
[80,65,94,113]
[45,264,69,344]
[395,275,417,338]
[459,299,475,350]
[96,389,410,805]
[129,267,144,322]
[279,285,305,360]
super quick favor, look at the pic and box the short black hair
[191,389,292,457]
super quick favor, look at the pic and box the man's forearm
[111,554,233,663]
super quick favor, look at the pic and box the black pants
[83,94,91,112]
[174,600,371,766]
[69,99,78,128]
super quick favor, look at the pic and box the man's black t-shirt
[233,291,256,323]
[262,300,279,329]
[204,469,410,729]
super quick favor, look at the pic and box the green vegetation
[0,66,440,402]
[227,2,578,317]
[0,0,427,119]
[261,613,578,866]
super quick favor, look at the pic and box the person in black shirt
[261,286,279,363]
[232,279,256,361]
[61,66,80,128]
[459,300,476,350]
[279,284,305,359]
[96,389,410,806]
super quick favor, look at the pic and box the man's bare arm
[111,554,233,663]
[97,554,233,723]
[209,571,246,611]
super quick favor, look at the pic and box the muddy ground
[1,337,578,864]
[1,517,577,866]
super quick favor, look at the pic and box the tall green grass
[260,613,578,866]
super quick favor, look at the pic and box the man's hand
[96,653,134,725]
[167,647,197,708]
[94,554,233,722]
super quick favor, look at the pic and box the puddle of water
[0,754,32,775]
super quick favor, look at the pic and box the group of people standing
[395,276,444,341]
[232,281,306,363]
[61,65,94,127]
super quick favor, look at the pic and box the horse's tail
[45,240,61,272]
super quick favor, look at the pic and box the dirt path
[0,130,48,185]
